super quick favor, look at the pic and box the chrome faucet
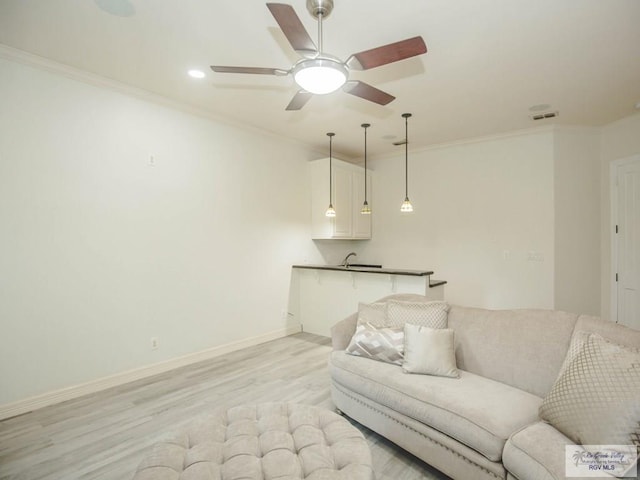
[342,252,357,267]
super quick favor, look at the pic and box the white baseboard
[0,326,301,421]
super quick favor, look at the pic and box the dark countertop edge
[429,280,448,288]
[292,265,434,277]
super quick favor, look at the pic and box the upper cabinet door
[332,165,354,238]
[310,158,372,240]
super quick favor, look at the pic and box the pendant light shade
[401,197,413,212]
[400,113,414,213]
[325,132,336,217]
[361,123,371,215]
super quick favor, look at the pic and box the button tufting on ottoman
[132,402,373,480]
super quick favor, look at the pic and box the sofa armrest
[330,313,358,351]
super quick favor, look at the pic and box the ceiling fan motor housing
[306,0,334,19]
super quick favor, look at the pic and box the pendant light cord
[403,113,412,199]
[362,123,369,201]
[327,132,335,205]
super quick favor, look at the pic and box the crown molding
[0,44,325,158]
[602,111,640,131]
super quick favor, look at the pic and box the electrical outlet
[150,337,159,350]
[527,251,545,262]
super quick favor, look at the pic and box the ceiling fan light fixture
[293,58,347,95]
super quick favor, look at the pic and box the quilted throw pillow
[539,333,640,447]
[386,300,449,329]
[346,323,404,365]
[555,330,591,380]
[356,302,387,327]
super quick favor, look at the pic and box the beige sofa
[329,294,640,480]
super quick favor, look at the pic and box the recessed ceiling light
[529,104,552,112]
[188,69,206,79]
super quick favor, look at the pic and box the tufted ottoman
[132,402,373,480]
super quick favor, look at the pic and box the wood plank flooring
[0,333,450,480]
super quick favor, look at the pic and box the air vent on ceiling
[530,111,559,121]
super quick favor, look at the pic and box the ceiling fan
[210,0,427,111]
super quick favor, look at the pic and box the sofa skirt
[331,380,506,480]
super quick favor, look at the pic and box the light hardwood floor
[0,333,450,480]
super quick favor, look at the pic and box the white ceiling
[1,0,639,160]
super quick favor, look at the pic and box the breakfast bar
[289,264,446,336]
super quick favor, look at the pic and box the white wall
[0,57,320,405]
[2,53,634,409]
[553,127,601,316]
[315,130,557,310]
[313,127,605,315]
[600,114,640,319]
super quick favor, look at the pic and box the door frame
[610,154,640,323]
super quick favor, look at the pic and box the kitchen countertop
[292,264,447,287]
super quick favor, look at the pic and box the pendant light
[400,113,414,213]
[361,123,371,215]
[325,132,336,217]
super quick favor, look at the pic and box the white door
[614,156,640,329]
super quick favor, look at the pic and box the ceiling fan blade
[342,81,395,105]
[267,3,317,57]
[346,36,427,70]
[285,90,313,111]
[210,65,289,76]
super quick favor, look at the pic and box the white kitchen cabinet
[310,158,372,240]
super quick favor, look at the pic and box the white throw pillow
[402,324,459,378]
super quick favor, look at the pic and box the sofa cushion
[330,350,542,462]
[573,314,640,350]
[448,306,578,397]
[539,333,640,447]
[503,421,589,480]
